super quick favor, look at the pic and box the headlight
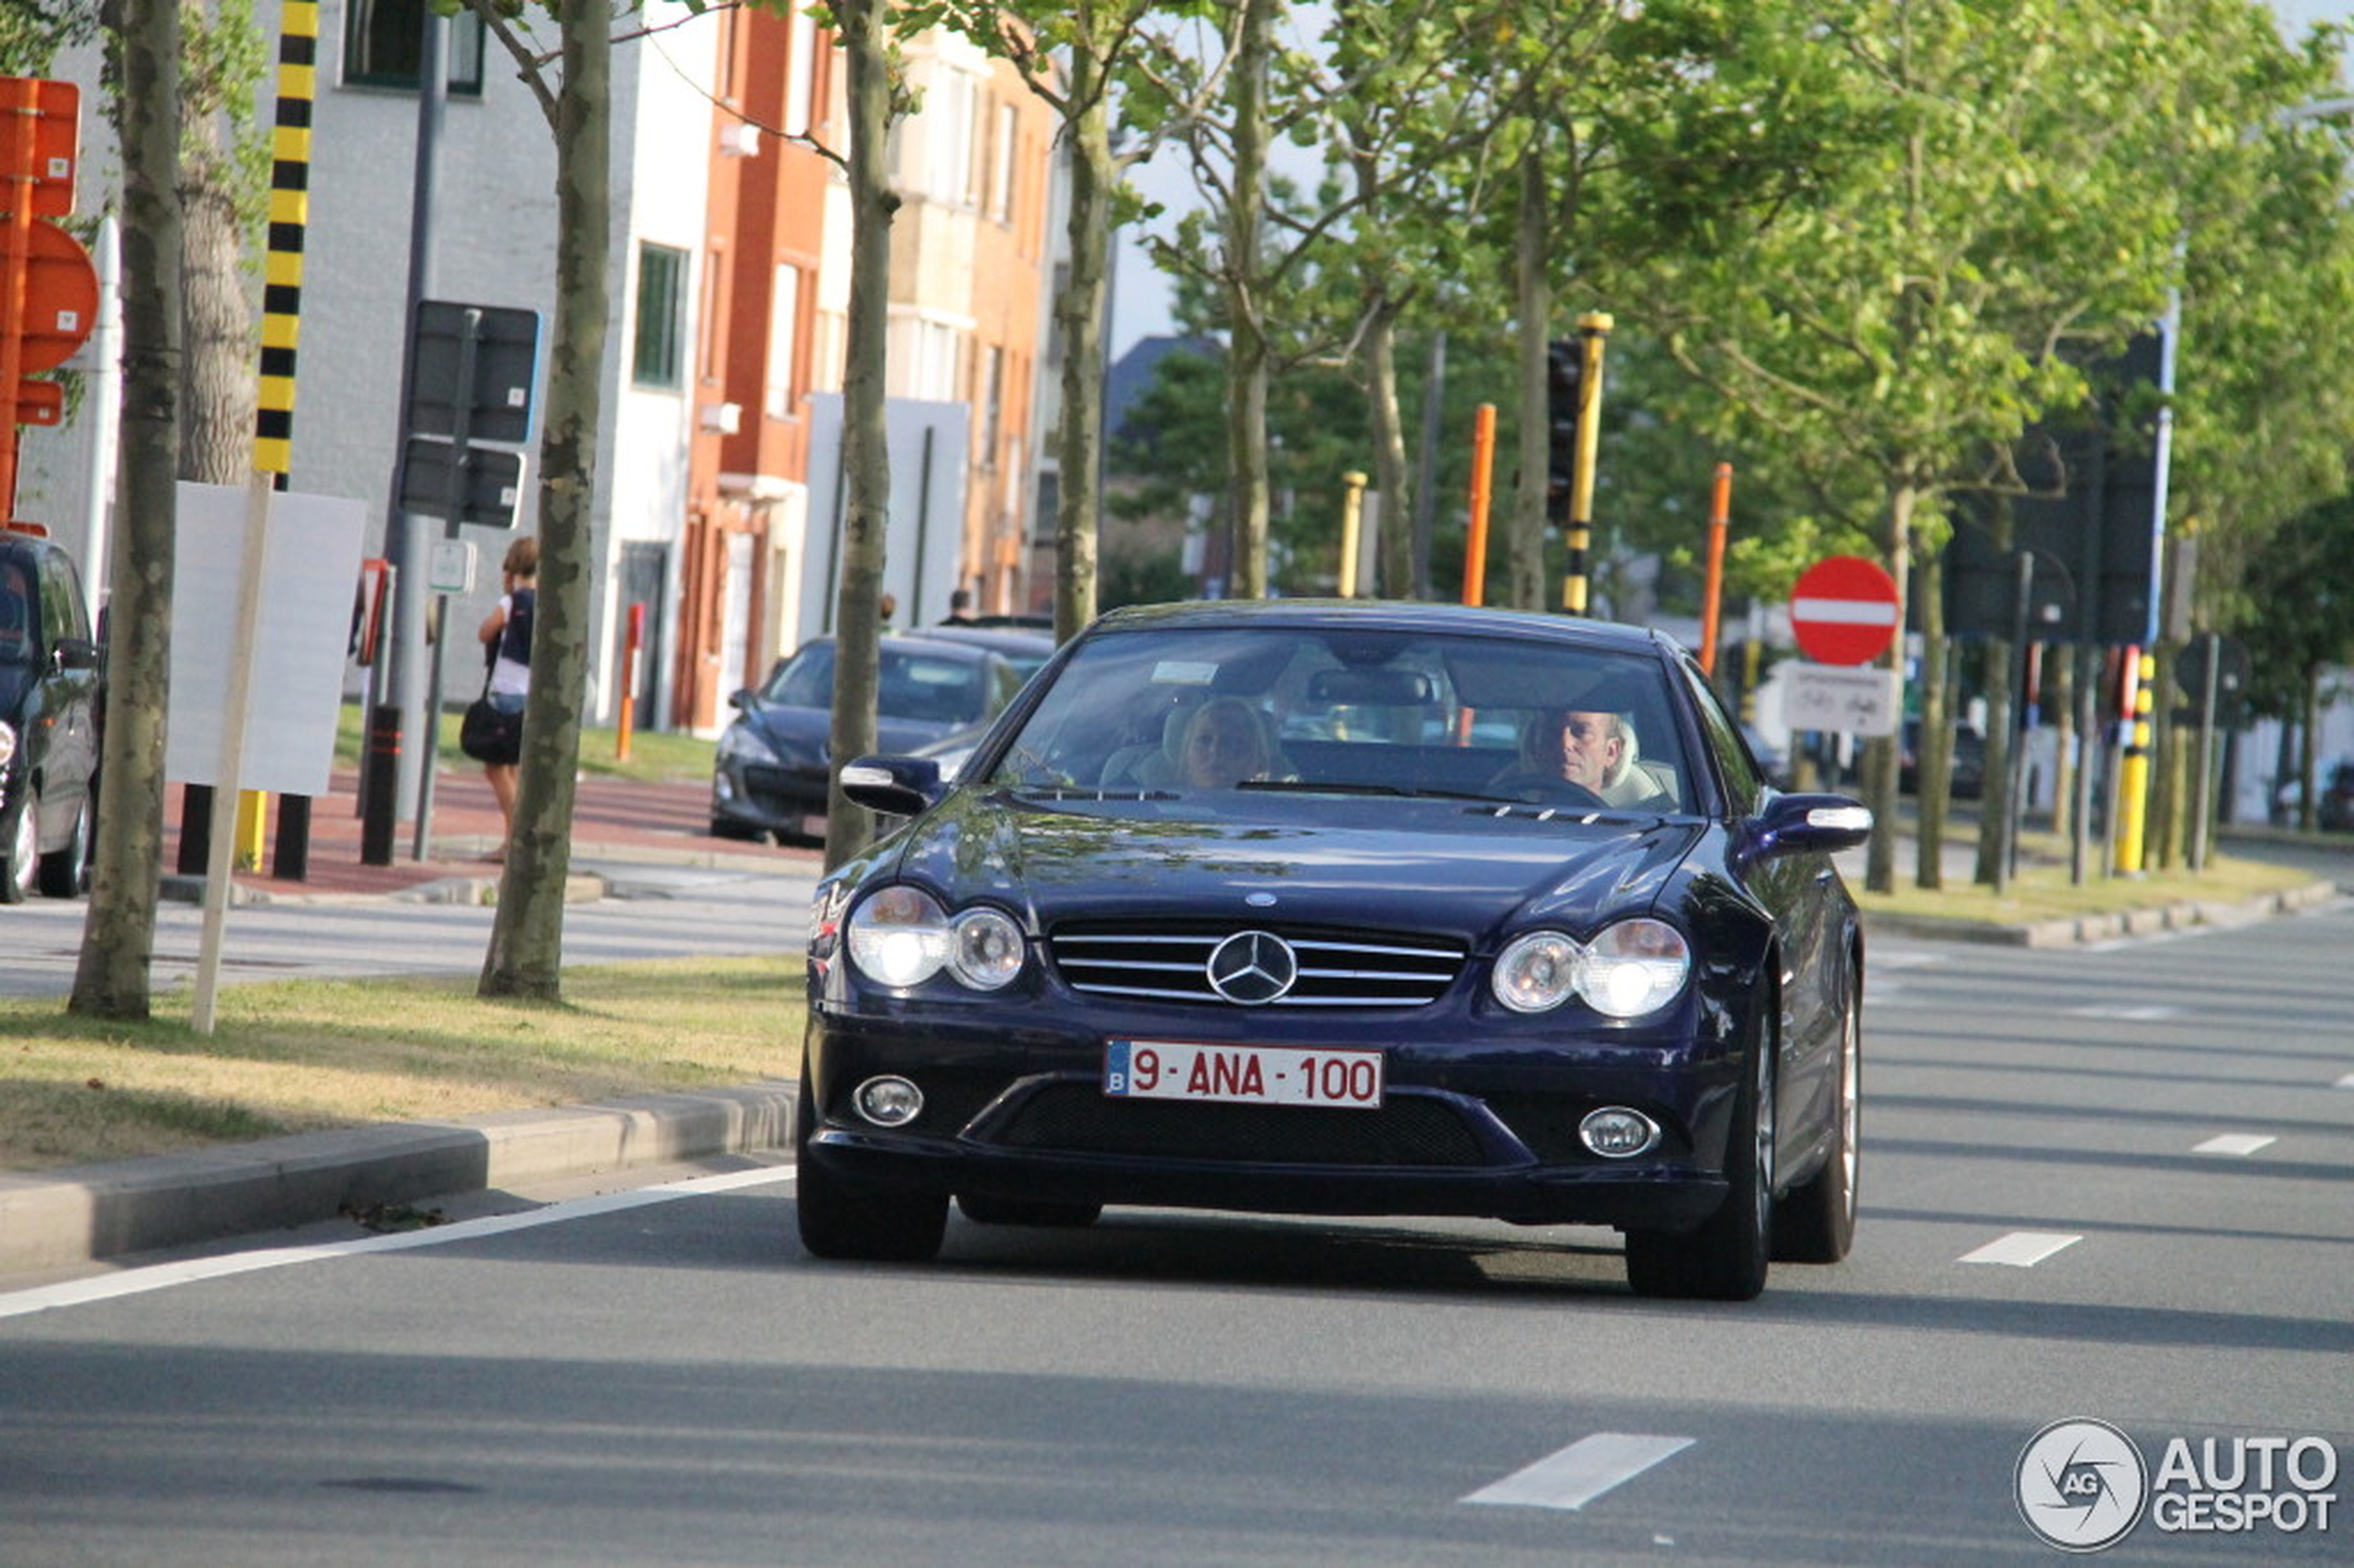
[0,720,16,770]
[1578,918,1690,1018]
[1490,919,1690,1018]
[716,724,780,765]
[846,886,952,987]
[845,887,1026,991]
[1492,931,1583,1014]
[948,906,1024,989]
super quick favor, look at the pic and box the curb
[158,871,613,908]
[0,1081,797,1278]
[1860,879,2343,950]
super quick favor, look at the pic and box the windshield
[760,641,994,727]
[981,624,1694,813]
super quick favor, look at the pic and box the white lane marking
[1959,1232,2082,1267]
[2192,1133,2276,1157]
[2066,1004,2181,1021]
[1462,1433,1695,1511]
[2335,1072,2354,1090]
[0,1167,795,1321]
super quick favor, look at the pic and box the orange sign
[0,78,79,219]
[14,380,63,426]
[6,219,98,373]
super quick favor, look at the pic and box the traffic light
[1546,336,1582,510]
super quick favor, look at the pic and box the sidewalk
[157,761,807,905]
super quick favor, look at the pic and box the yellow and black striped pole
[1561,310,1612,614]
[2112,646,2155,875]
[249,0,319,876]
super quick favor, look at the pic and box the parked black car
[1898,717,1984,800]
[804,600,1875,1300]
[710,633,1029,844]
[1,525,104,903]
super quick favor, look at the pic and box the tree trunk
[1508,143,1549,613]
[1221,0,1272,600]
[1361,297,1409,599]
[1862,481,1915,896]
[479,0,607,998]
[819,0,896,872]
[1913,554,1949,891]
[1052,34,1110,644]
[179,137,256,485]
[70,0,183,1021]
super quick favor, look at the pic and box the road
[1,905,2347,1565]
[0,856,823,999]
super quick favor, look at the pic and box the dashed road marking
[1462,1433,1696,1511]
[2192,1133,2276,1157]
[2066,1004,2181,1021]
[1959,1232,2082,1268]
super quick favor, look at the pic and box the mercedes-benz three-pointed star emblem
[1206,929,1297,1005]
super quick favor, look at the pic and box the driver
[1496,707,1669,807]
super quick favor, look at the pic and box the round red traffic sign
[7,218,100,374]
[1790,554,1900,665]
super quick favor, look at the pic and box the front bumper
[712,759,827,837]
[802,995,1745,1233]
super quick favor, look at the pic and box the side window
[1681,662,1763,816]
[632,244,689,388]
[39,555,89,646]
[343,0,487,95]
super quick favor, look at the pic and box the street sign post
[1790,555,1901,666]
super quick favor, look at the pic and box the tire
[958,1193,1103,1228]
[1626,1012,1775,1302]
[2,787,38,905]
[793,1066,946,1263]
[37,790,90,899]
[1774,978,1860,1264]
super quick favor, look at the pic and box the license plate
[1104,1040,1384,1110]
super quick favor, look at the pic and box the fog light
[1579,1106,1660,1158]
[854,1076,924,1127]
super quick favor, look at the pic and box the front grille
[1049,921,1465,1008]
[995,1083,1486,1166]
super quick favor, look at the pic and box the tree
[1642,2,2260,894]
[464,0,613,996]
[70,0,182,1020]
[177,0,269,487]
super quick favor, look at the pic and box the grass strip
[0,955,804,1172]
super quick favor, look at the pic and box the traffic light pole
[1562,311,1612,614]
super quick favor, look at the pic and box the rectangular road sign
[399,436,526,528]
[406,300,541,444]
[1781,663,1899,737]
[1,78,80,218]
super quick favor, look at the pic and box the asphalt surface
[3,770,2346,1283]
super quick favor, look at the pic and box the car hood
[886,790,1703,946]
[739,702,959,766]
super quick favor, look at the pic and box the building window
[988,102,1016,223]
[784,6,818,137]
[765,264,803,422]
[344,0,486,95]
[978,345,1003,468]
[634,243,689,389]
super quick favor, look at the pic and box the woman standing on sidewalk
[476,536,538,859]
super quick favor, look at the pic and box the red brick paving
[159,762,809,901]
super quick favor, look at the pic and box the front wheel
[1774,979,1860,1264]
[793,1068,946,1262]
[1626,1018,1775,1302]
[2,788,39,904]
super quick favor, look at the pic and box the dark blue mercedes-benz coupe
[801,600,1874,1299]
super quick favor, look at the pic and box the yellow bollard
[2113,649,2155,874]
[1337,471,1368,598]
[234,790,268,872]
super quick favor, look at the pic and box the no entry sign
[1790,555,1900,665]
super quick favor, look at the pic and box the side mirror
[54,637,102,675]
[727,688,757,713]
[839,754,944,819]
[1741,791,1873,862]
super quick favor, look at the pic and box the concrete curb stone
[0,1081,796,1278]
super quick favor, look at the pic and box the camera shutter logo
[2018,1419,2149,1553]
